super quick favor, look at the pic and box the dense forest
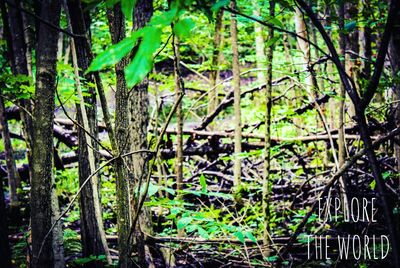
[1,0,400,267]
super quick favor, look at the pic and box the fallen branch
[195,76,290,131]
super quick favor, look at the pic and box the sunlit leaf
[234,231,245,243]
[211,0,229,12]
[245,231,257,243]
[173,18,195,38]
[87,34,138,73]
[125,27,162,87]
[121,0,137,21]
[177,216,193,230]
[197,226,210,239]
[199,174,207,193]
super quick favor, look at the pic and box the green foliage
[87,35,139,73]
[121,0,137,21]
[89,0,199,87]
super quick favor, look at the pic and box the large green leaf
[121,0,137,21]
[125,27,162,87]
[150,7,178,27]
[87,34,138,73]
[173,18,195,39]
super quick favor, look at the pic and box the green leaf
[197,226,210,239]
[382,171,391,180]
[245,231,257,243]
[177,216,193,230]
[344,21,357,32]
[147,182,159,197]
[121,0,136,21]
[234,231,245,243]
[87,35,138,73]
[199,174,207,193]
[161,186,175,195]
[173,18,195,39]
[370,180,376,190]
[211,0,229,12]
[264,15,284,29]
[150,8,178,27]
[265,36,280,48]
[125,27,162,87]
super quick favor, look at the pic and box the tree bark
[0,175,11,268]
[389,7,400,171]
[3,0,34,166]
[0,97,20,212]
[337,0,350,222]
[207,9,223,123]
[107,5,132,268]
[230,0,242,190]
[66,1,111,265]
[252,0,266,85]
[108,1,153,266]
[173,36,183,196]
[263,0,275,255]
[127,2,154,266]
[30,0,64,267]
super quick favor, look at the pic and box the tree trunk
[30,0,64,267]
[294,7,314,92]
[66,1,111,265]
[230,0,242,190]
[173,36,183,196]
[1,0,34,179]
[252,0,266,85]
[263,0,275,255]
[337,0,350,219]
[345,2,360,119]
[389,7,400,171]
[0,97,20,212]
[0,174,11,268]
[207,9,223,123]
[107,5,132,268]
[128,2,154,266]
[108,1,153,266]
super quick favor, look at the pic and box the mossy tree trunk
[30,0,64,267]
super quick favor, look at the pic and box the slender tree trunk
[128,2,154,265]
[282,29,301,133]
[173,36,183,196]
[30,0,64,267]
[252,0,266,85]
[107,6,131,268]
[230,0,242,190]
[337,1,350,219]
[294,7,314,92]
[294,7,314,135]
[2,0,34,178]
[389,6,400,171]
[345,2,360,118]
[0,169,11,268]
[359,0,372,81]
[0,97,20,211]
[66,1,111,265]
[108,1,153,266]
[263,0,275,255]
[208,9,223,123]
